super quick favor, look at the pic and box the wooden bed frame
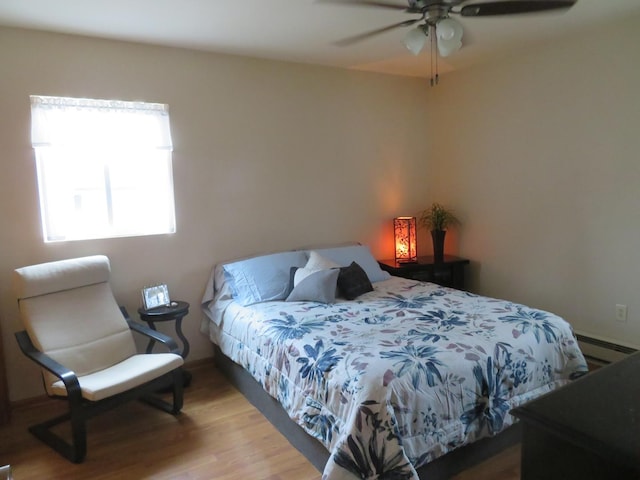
[213,345,521,479]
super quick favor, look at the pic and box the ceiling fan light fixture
[402,26,427,55]
[437,22,453,40]
[436,18,463,57]
[327,0,578,84]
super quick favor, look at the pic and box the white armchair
[13,255,184,463]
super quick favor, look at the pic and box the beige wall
[426,13,640,347]
[0,27,433,400]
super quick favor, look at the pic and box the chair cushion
[19,282,137,379]
[14,255,111,300]
[50,353,184,401]
[14,255,137,390]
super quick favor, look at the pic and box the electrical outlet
[615,304,628,322]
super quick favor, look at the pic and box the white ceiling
[0,0,638,78]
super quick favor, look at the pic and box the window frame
[30,95,176,243]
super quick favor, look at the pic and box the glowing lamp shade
[394,217,417,263]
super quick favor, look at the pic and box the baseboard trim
[576,332,638,364]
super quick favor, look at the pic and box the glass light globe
[436,18,463,57]
[403,27,427,56]
[437,23,455,41]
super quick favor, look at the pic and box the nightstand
[378,255,470,290]
[138,301,192,386]
[138,301,190,357]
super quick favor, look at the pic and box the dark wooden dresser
[511,352,640,479]
[378,255,469,290]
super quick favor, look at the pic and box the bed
[201,245,587,480]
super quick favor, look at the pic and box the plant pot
[431,229,446,262]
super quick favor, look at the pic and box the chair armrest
[126,319,181,354]
[120,306,181,355]
[14,330,82,396]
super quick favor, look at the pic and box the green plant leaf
[419,203,459,231]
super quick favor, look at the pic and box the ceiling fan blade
[317,0,408,11]
[460,1,576,17]
[335,19,420,46]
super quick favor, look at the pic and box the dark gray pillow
[338,262,373,300]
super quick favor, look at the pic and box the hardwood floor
[0,360,520,479]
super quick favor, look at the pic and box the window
[30,95,176,242]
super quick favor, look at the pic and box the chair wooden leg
[27,370,182,463]
[171,368,184,414]
[28,411,87,463]
[139,369,184,415]
[70,406,87,463]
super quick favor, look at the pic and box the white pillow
[313,245,391,283]
[293,251,341,286]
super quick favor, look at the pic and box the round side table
[138,300,191,387]
[138,301,190,358]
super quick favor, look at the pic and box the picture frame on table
[141,284,170,310]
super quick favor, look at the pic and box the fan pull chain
[435,30,439,86]
[429,24,439,87]
[430,25,434,86]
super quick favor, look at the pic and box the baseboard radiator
[576,333,638,364]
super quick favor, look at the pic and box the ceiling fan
[323,0,577,84]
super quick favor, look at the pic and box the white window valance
[30,95,173,150]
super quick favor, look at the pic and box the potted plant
[419,203,459,261]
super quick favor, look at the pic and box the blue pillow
[223,251,308,306]
[313,245,390,283]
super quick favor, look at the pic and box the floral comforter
[202,276,587,480]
